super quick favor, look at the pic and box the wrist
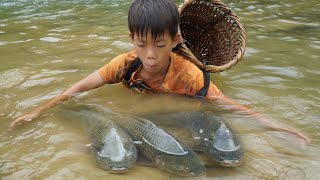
[32,109,41,117]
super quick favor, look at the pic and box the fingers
[8,120,19,131]
[8,117,32,131]
[295,132,311,143]
[282,128,311,143]
[8,118,22,131]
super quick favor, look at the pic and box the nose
[146,47,156,59]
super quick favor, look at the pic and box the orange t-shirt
[98,50,223,100]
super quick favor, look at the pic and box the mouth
[146,64,157,68]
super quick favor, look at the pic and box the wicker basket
[174,0,246,73]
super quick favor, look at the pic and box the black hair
[128,0,179,40]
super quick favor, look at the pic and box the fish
[63,104,137,173]
[110,113,206,177]
[142,111,243,167]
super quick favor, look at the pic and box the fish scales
[113,115,187,159]
[110,113,206,176]
[143,111,243,166]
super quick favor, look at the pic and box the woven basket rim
[177,0,246,73]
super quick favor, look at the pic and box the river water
[0,0,319,179]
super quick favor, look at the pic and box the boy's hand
[273,127,311,144]
[256,116,311,144]
[8,111,40,131]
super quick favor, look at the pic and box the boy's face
[130,31,180,75]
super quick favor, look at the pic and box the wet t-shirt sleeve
[98,51,137,84]
[206,82,223,100]
[190,71,223,100]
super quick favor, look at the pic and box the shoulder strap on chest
[123,58,141,81]
[123,57,210,97]
[194,70,210,98]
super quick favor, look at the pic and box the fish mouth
[220,160,241,167]
[108,167,130,174]
[208,143,242,167]
[189,169,207,177]
[187,172,205,177]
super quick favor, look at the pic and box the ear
[172,33,181,48]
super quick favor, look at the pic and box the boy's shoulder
[171,52,202,75]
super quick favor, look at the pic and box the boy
[8,0,309,142]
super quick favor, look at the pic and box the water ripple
[111,41,133,50]
[19,77,62,89]
[0,69,25,90]
[254,65,304,79]
[40,37,63,42]
[244,47,261,57]
[278,19,319,27]
[0,41,8,46]
[30,69,79,79]
[16,89,62,109]
[48,28,70,32]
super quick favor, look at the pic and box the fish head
[196,115,243,167]
[202,140,242,167]
[91,143,137,173]
[153,151,206,177]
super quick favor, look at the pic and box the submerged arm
[212,95,311,143]
[201,79,310,143]
[9,71,106,130]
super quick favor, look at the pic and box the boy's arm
[199,78,311,143]
[214,95,311,143]
[9,71,106,130]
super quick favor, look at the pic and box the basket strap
[123,58,142,82]
[195,70,210,98]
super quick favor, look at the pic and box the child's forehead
[134,30,170,41]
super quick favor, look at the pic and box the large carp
[143,111,243,167]
[110,113,206,177]
[63,104,137,173]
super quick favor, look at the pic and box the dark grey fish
[143,111,243,167]
[110,114,206,177]
[63,104,137,173]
